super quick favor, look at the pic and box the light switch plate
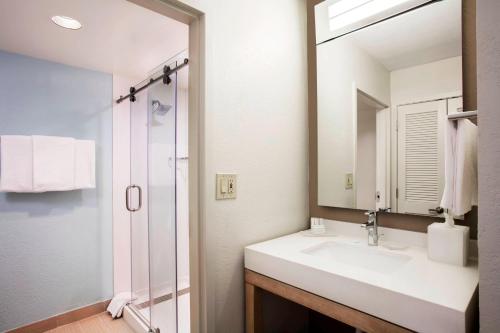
[216,174,237,200]
[345,173,353,189]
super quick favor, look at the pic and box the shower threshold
[123,305,152,333]
[123,291,191,333]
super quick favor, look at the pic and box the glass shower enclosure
[126,58,181,333]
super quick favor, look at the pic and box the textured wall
[174,0,310,332]
[477,1,500,331]
[0,51,113,331]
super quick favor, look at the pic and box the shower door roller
[126,185,142,212]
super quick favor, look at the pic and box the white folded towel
[33,135,75,192]
[0,135,33,192]
[440,119,478,217]
[74,140,96,189]
[107,292,133,318]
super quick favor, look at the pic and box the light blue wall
[0,51,113,331]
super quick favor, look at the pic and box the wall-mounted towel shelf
[448,110,477,120]
[0,135,95,193]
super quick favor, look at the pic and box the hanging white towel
[33,135,75,192]
[454,119,478,214]
[107,292,133,318]
[441,121,457,214]
[74,140,96,189]
[440,119,478,216]
[0,135,33,192]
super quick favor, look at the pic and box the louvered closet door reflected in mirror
[397,100,446,215]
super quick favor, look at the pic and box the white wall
[175,0,309,332]
[356,96,377,210]
[477,1,500,331]
[390,56,463,105]
[316,38,390,208]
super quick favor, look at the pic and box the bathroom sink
[245,220,479,333]
[302,241,411,274]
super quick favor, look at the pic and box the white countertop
[244,220,479,333]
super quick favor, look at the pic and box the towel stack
[0,135,95,192]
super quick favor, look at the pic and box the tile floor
[44,292,190,332]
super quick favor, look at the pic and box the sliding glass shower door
[128,62,178,332]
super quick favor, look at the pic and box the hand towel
[454,119,478,215]
[74,140,96,189]
[0,135,33,192]
[440,119,478,217]
[33,135,75,192]
[440,121,457,217]
[107,292,133,318]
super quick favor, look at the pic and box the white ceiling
[0,0,189,80]
[349,0,462,71]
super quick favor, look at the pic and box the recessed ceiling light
[51,16,82,30]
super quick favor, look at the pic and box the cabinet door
[397,100,446,215]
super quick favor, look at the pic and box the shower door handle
[126,185,142,212]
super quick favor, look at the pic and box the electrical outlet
[216,174,237,200]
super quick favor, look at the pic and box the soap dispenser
[427,213,469,266]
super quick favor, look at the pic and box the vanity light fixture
[51,16,82,30]
[328,0,412,31]
[328,0,373,18]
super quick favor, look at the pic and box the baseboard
[6,299,111,333]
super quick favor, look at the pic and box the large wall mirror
[315,0,465,216]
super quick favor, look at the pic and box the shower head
[152,100,172,115]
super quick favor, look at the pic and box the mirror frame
[306,0,478,236]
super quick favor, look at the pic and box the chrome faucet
[361,210,379,246]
